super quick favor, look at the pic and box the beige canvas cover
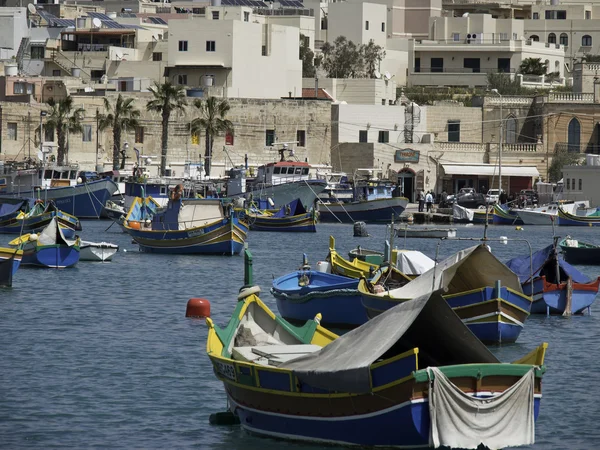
[177,199,224,230]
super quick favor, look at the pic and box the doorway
[398,168,415,202]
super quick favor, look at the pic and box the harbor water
[1,221,600,449]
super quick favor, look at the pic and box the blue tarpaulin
[272,198,307,218]
[506,244,590,284]
[0,198,32,218]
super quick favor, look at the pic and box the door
[464,58,480,73]
[398,169,416,202]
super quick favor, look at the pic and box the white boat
[395,226,457,239]
[79,241,119,261]
[515,201,590,225]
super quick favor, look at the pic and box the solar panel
[51,18,75,27]
[37,9,57,22]
[88,12,112,20]
[149,17,167,25]
[120,12,136,18]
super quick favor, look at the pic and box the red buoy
[186,298,211,318]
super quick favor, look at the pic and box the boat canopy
[506,245,590,284]
[272,198,306,217]
[38,217,77,247]
[393,250,435,275]
[0,198,32,217]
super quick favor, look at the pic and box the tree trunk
[57,124,66,166]
[204,131,212,177]
[160,111,170,177]
[113,126,121,171]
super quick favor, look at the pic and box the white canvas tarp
[429,366,535,449]
[178,199,224,230]
[394,250,435,275]
[452,204,474,222]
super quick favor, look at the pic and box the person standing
[418,190,425,212]
[425,191,433,212]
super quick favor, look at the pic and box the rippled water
[1,221,600,449]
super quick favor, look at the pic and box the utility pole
[95,107,100,171]
[27,111,31,160]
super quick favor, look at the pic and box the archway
[568,118,581,152]
[398,168,416,202]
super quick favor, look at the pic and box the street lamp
[490,88,503,198]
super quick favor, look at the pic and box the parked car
[486,189,505,204]
[441,188,487,209]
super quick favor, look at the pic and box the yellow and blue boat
[359,245,532,344]
[492,204,523,225]
[557,206,600,226]
[123,193,247,255]
[206,286,547,447]
[246,198,316,233]
[0,199,81,236]
[0,246,23,286]
[327,236,379,278]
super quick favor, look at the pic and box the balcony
[547,92,594,103]
[413,67,516,74]
[409,68,514,88]
[555,142,600,154]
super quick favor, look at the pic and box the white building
[0,8,29,60]
[327,2,387,48]
[409,14,566,88]
[167,7,302,99]
[302,77,398,105]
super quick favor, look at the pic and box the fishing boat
[557,206,600,226]
[0,247,23,287]
[506,243,600,315]
[123,189,247,255]
[1,165,118,219]
[360,245,533,344]
[395,226,457,239]
[492,204,523,225]
[79,241,119,262]
[0,200,81,236]
[558,236,600,265]
[327,236,379,278]
[246,199,317,233]
[348,246,385,266]
[9,217,80,268]
[206,286,547,447]
[472,208,493,224]
[271,265,366,329]
[0,198,31,228]
[515,201,589,225]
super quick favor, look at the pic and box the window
[548,33,556,44]
[262,45,267,56]
[579,179,582,190]
[582,35,592,46]
[265,129,275,146]
[152,52,162,61]
[244,11,249,22]
[13,83,24,94]
[7,123,17,140]
[31,46,44,59]
[463,58,480,73]
[505,116,517,144]
[452,33,460,42]
[568,118,581,152]
[530,35,539,42]
[206,40,216,52]
[431,57,443,73]
[513,33,518,40]
[303,35,309,47]
[45,127,54,142]
[545,10,566,19]
[359,130,368,143]
[365,21,369,30]
[178,74,187,85]
[586,10,591,19]
[135,126,144,144]
[414,57,420,73]
[566,178,570,190]
[321,17,327,30]
[52,69,61,76]
[572,178,575,190]
[560,33,568,46]
[296,130,306,147]
[498,58,511,73]
[225,130,234,145]
[533,12,539,19]
[499,33,508,41]
[381,22,385,32]
[82,125,92,142]
[178,40,188,51]
[448,120,460,142]
[378,130,389,143]
[212,11,219,20]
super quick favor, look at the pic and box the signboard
[394,149,420,163]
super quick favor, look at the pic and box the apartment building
[409,14,566,88]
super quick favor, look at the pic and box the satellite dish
[144,157,152,165]
[384,71,392,80]
[462,12,469,17]
[374,70,381,79]
[92,17,102,28]
[27,3,36,14]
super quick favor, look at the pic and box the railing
[547,92,594,103]
[51,50,91,80]
[413,67,515,74]
[485,96,533,105]
[436,142,487,152]
[77,43,109,52]
[555,142,600,154]
[255,8,314,16]
[501,143,541,152]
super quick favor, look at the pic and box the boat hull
[515,209,556,225]
[79,243,118,262]
[0,179,118,219]
[493,205,524,225]
[249,212,316,233]
[557,208,600,226]
[472,209,493,224]
[0,248,22,287]
[560,245,600,265]
[523,277,600,314]
[245,179,327,210]
[319,197,408,223]
[21,245,80,268]
[395,227,457,239]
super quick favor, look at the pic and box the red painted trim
[541,275,600,293]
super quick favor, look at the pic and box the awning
[442,164,539,177]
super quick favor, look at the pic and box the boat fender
[237,285,261,300]
[30,233,38,241]
[515,226,523,231]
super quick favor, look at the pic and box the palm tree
[98,94,141,170]
[190,97,234,177]
[519,58,547,76]
[146,81,187,176]
[44,96,84,166]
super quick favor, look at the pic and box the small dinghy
[80,241,119,262]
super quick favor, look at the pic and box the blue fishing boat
[247,198,316,232]
[359,245,532,344]
[492,204,524,225]
[0,200,81,236]
[0,247,23,287]
[271,267,365,329]
[557,206,600,226]
[207,287,547,448]
[506,243,600,315]
[9,217,80,268]
[0,198,31,227]
[123,190,247,255]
